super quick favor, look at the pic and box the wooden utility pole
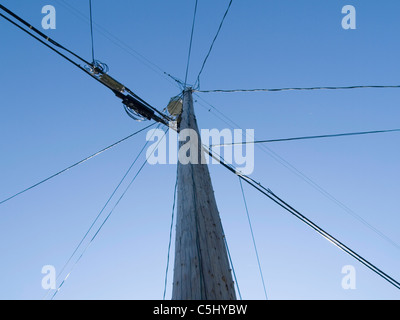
[172,88,236,300]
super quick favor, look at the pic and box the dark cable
[0,3,92,66]
[212,128,400,147]
[184,0,199,87]
[0,123,155,206]
[0,7,171,126]
[54,0,183,89]
[194,0,233,89]
[0,12,112,91]
[206,147,400,291]
[124,87,172,123]
[196,85,400,94]
[89,0,95,63]
[196,94,400,252]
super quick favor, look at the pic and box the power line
[0,3,91,66]
[49,127,169,300]
[184,0,199,87]
[194,0,233,89]
[196,84,400,94]
[0,123,155,207]
[239,178,268,300]
[89,0,95,63]
[211,128,400,147]
[54,0,183,89]
[0,11,101,85]
[163,169,178,300]
[5,0,398,298]
[206,147,400,291]
[0,8,103,88]
[41,123,160,300]
[195,94,400,252]
[0,5,171,126]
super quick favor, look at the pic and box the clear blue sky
[0,0,399,300]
